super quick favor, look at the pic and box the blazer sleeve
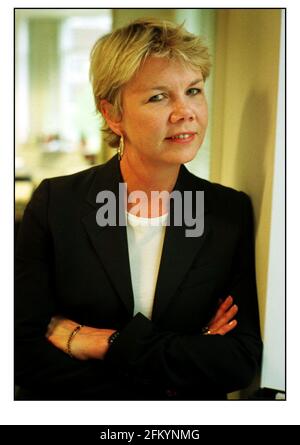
[15,180,112,395]
[105,192,263,394]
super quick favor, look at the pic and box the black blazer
[15,155,262,400]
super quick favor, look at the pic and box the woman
[15,19,262,400]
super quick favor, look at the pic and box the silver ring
[201,326,211,335]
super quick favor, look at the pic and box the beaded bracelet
[108,330,120,345]
[67,324,84,358]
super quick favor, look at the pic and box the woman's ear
[99,99,122,135]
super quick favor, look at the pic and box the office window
[16,10,112,155]
[59,15,112,153]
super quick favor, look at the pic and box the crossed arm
[46,295,238,360]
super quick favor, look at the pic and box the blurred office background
[15,8,285,399]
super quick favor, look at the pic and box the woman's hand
[203,295,238,336]
[46,295,238,360]
[46,316,116,360]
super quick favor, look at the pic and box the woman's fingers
[214,319,238,336]
[210,303,238,332]
[46,315,62,337]
[204,294,239,336]
[209,295,234,325]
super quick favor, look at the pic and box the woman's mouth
[166,132,196,143]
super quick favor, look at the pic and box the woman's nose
[169,101,196,124]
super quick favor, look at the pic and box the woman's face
[118,56,208,167]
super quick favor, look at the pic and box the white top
[126,211,168,319]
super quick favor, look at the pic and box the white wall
[261,11,285,392]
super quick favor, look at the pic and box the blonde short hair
[90,18,211,148]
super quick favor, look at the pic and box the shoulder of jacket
[46,164,102,186]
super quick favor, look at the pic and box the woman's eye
[187,88,202,96]
[148,93,165,102]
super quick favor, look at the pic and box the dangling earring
[117,135,124,161]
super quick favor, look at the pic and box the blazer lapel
[151,166,212,323]
[81,156,212,322]
[81,156,134,317]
